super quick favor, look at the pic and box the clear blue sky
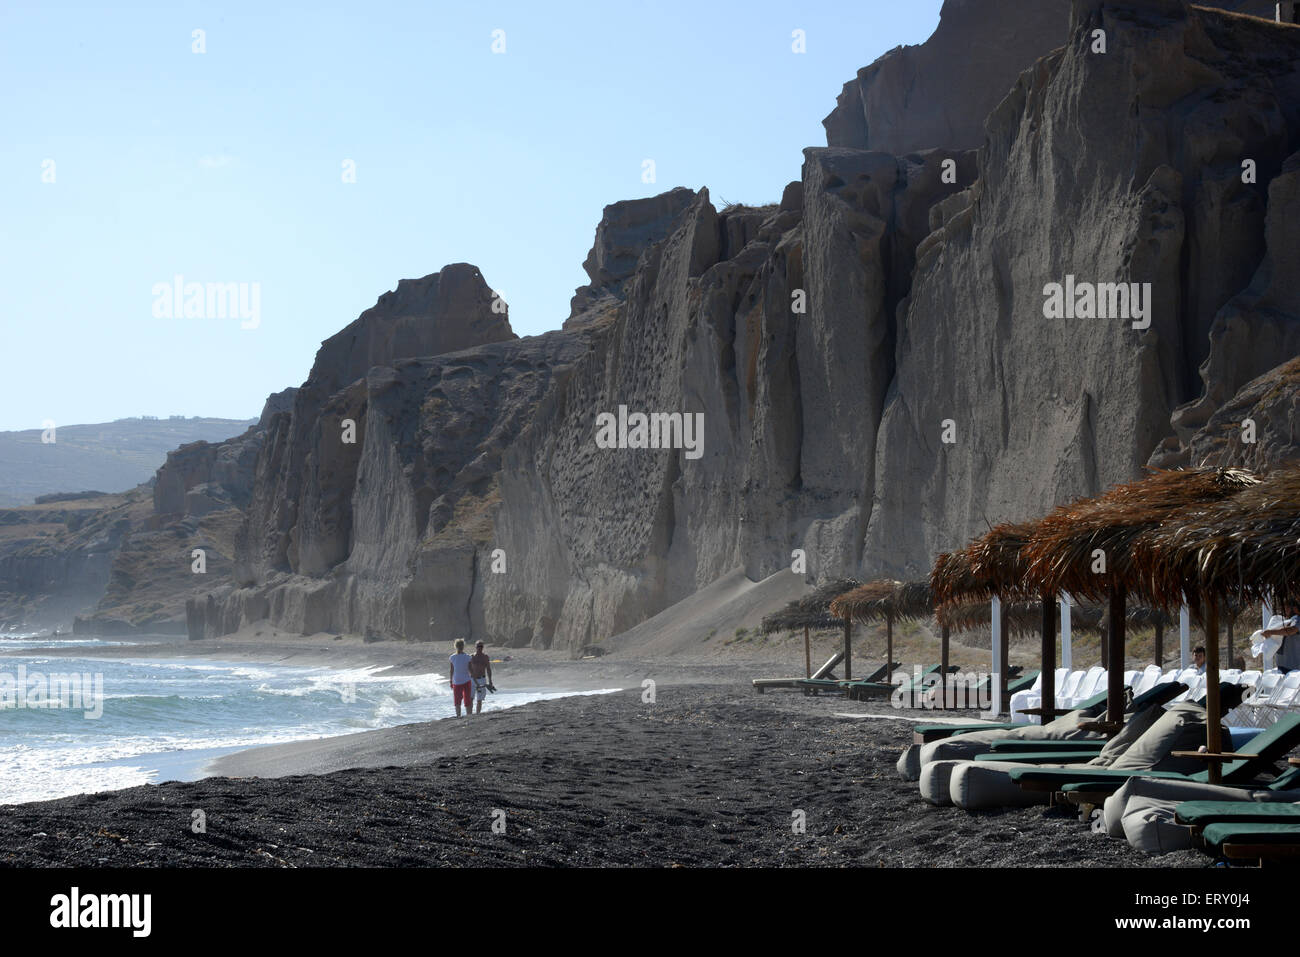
[0,0,943,432]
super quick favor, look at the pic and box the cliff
[7,0,1299,654]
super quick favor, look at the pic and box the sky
[0,0,944,432]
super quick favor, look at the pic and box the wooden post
[804,625,811,679]
[1100,607,1110,669]
[1205,594,1223,786]
[940,622,951,709]
[843,619,852,681]
[1107,585,1126,733]
[885,614,894,693]
[1041,593,1057,721]
[999,605,1010,712]
[1153,620,1164,669]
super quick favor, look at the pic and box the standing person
[449,639,473,717]
[469,640,494,716]
[1263,604,1300,672]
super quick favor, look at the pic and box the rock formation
[6,0,1299,654]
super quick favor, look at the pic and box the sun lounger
[1174,798,1300,829]
[753,650,849,693]
[1009,712,1300,795]
[1102,762,1300,854]
[1199,821,1300,862]
[792,661,900,696]
[846,664,949,703]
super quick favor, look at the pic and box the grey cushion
[898,745,922,781]
[1104,703,1213,772]
[950,759,1059,809]
[1087,704,1166,767]
[919,760,964,805]
[1108,776,1291,854]
[908,710,1098,779]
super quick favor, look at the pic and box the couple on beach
[448,638,494,717]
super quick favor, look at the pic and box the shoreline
[3,630,689,806]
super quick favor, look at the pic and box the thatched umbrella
[831,579,933,692]
[1022,467,1260,739]
[1135,468,1300,611]
[761,579,860,679]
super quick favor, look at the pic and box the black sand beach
[0,679,1206,868]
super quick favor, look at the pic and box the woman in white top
[449,638,474,717]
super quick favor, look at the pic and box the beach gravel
[0,685,1209,868]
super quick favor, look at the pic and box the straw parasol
[1134,467,1300,610]
[1021,468,1259,605]
[931,518,1065,713]
[830,579,934,690]
[1022,466,1260,747]
[761,579,861,680]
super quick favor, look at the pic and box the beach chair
[1270,671,1300,713]
[754,650,854,694]
[1064,667,1106,708]
[1199,821,1300,863]
[987,680,1191,759]
[914,688,1112,744]
[1130,665,1162,698]
[1006,669,1040,695]
[1011,668,1079,724]
[847,664,951,703]
[1238,670,1286,725]
[1173,792,1300,831]
[1008,712,1300,796]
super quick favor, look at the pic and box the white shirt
[449,652,473,684]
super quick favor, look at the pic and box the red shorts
[453,681,472,709]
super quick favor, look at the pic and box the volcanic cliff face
[865,0,1300,577]
[30,0,1297,651]
[187,265,587,640]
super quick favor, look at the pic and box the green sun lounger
[984,740,1108,760]
[846,664,950,702]
[1010,713,1300,794]
[912,679,1185,745]
[1174,797,1300,829]
[1006,669,1040,695]
[793,661,898,696]
[1200,821,1300,861]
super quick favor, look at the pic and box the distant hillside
[0,417,257,507]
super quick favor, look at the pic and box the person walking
[469,640,494,715]
[449,638,473,717]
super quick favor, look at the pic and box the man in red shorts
[449,638,473,717]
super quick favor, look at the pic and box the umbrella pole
[1041,594,1057,721]
[804,625,811,679]
[940,623,950,709]
[1204,594,1222,786]
[885,614,893,696]
[1226,615,1234,671]
[999,606,1010,714]
[844,619,852,682]
[1107,585,1126,733]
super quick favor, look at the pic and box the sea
[0,633,618,806]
